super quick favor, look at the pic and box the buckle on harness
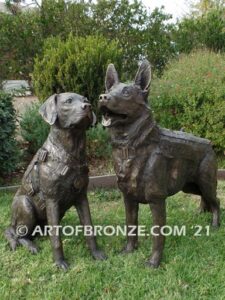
[39,149,48,162]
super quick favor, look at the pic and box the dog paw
[145,259,160,269]
[29,245,39,255]
[211,221,220,228]
[120,244,137,254]
[145,253,161,269]
[55,259,69,271]
[92,250,107,260]
[10,240,19,251]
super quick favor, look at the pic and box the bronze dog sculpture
[5,92,106,270]
[99,60,220,268]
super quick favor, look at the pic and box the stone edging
[1,170,225,192]
[0,175,117,192]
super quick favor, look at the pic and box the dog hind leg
[18,238,38,254]
[5,195,39,253]
[199,193,220,227]
[200,197,212,213]
[198,155,220,227]
[5,227,19,251]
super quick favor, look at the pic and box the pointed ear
[134,60,151,91]
[39,94,58,125]
[105,64,119,91]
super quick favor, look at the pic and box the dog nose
[81,103,91,110]
[99,94,110,102]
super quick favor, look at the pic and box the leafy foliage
[32,35,122,118]
[0,10,42,81]
[0,0,176,82]
[20,103,50,154]
[88,0,176,75]
[189,0,224,16]
[87,124,112,159]
[0,91,19,176]
[151,50,225,153]
[174,6,225,53]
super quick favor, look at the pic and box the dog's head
[99,60,151,128]
[39,92,96,129]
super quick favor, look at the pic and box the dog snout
[99,94,110,102]
[81,102,91,110]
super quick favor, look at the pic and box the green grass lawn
[0,183,225,300]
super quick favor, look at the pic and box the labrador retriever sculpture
[5,92,106,270]
[99,60,220,268]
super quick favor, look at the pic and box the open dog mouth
[100,106,127,127]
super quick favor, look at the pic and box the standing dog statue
[5,92,106,270]
[99,60,220,268]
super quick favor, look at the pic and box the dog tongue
[102,115,111,127]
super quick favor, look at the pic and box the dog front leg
[46,200,68,270]
[122,196,139,254]
[75,195,107,260]
[146,200,166,268]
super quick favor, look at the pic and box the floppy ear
[105,64,119,92]
[39,94,58,125]
[134,60,151,91]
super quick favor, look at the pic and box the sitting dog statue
[5,92,106,270]
[99,60,220,268]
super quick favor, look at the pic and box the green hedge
[0,91,19,176]
[150,50,225,153]
[87,124,111,159]
[20,103,50,155]
[32,34,122,119]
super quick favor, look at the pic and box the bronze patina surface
[99,60,220,268]
[5,92,106,270]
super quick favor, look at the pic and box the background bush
[20,103,49,154]
[1,0,224,83]
[0,10,42,82]
[86,124,112,159]
[173,7,225,54]
[0,0,176,82]
[32,35,122,119]
[0,91,19,176]
[150,50,225,153]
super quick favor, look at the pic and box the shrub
[0,91,19,176]
[87,124,112,159]
[0,10,42,82]
[20,103,50,155]
[174,7,225,54]
[32,35,122,119]
[150,50,225,153]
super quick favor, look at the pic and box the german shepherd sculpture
[99,60,220,268]
[5,92,106,270]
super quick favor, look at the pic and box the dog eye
[83,98,89,103]
[65,98,73,104]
